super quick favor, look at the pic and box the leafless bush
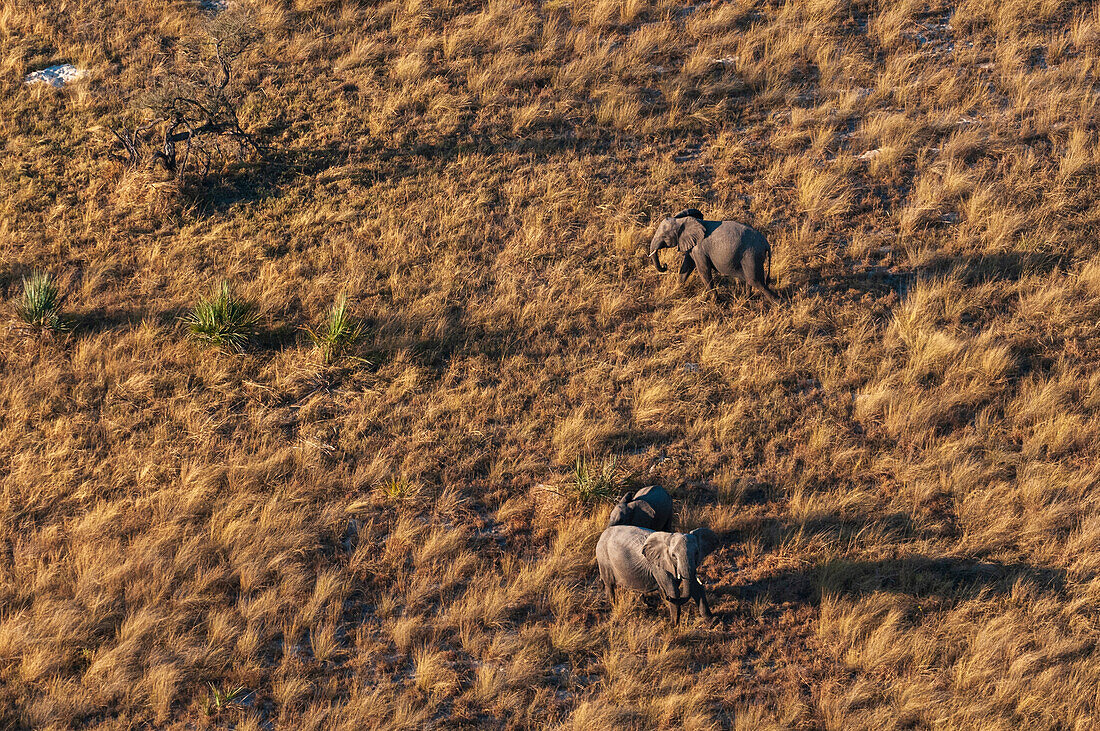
[109,9,263,178]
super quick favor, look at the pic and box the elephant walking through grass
[596,525,718,623]
[649,209,780,304]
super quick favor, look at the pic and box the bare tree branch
[105,7,264,179]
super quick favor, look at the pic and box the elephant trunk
[675,553,691,584]
[649,240,667,273]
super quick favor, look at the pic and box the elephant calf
[607,485,673,532]
[649,209,780,303]
[596,525,718,623]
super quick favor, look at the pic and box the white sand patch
[25,64,85,87]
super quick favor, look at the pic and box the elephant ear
[642,532,677,577]
[690,527,719,558]
[642,532,680,600]
[607,494,632,527]
[677,216,705,253]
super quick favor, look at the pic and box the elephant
[607,485,673,532]
[596,525,718,623]
[648,209,781,304]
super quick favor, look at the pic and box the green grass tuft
[204,683,247,716]
[183,282,258,352]
[568,454,624,505]
[307,293,365,364]
[378,474,420,503]
[15,271,66,332]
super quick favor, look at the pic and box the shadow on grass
[917,249,1070,285]
[68,307,187,333]
[175,122,752,215]
[789,245,1070,306]
[176,131,602,215]
[251,324,299,353]
[68,307,300,355]
[723,511,947,549]
[800,266,907,301]
[0,269,31,297]
[366,304,527,368]
[64,295,500,362]
[726,555,1066,606]
[177,147,356,214]
[181,157,298,214]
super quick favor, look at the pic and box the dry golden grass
[3,0,1100,727]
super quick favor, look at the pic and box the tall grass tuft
[307,294,365,364]
[15,271,66,332]
[568,454,624,504]
[183,281,258,352]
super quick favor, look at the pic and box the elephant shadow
[916,249,1069,285]
[791,247,1069,304]
[705,510,1064,611]
[716,510,953,552]
[180,129,624,217]
[179,147,362,215]
[720,555,1066,607]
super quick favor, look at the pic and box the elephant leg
[752,281,781,304]
[600,565,615,606]
[694,258,716,297]
[678,255,695,286]
[696,586,712,619]
[744,254,780,304]
[735,270,751,293]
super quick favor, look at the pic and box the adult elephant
[648,209,780,303]
[596,525,718,623]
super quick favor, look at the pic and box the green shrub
[183,281,258,352]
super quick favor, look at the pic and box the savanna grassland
[3,0,1100,727]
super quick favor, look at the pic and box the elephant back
[596,525,660,593]
[739,222,770,252]
[630,485,673,531]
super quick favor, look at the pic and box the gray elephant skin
[607,485,673,532]
[648,209,780,303]
[596,525,718,623]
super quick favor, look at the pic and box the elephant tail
[765,246,772,287]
